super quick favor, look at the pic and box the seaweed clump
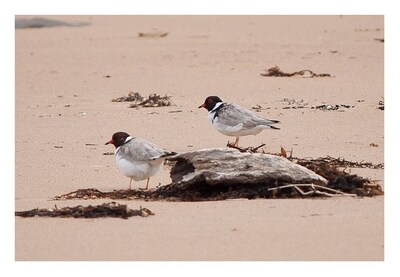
[112,92,174,108]
[15,202,154,219]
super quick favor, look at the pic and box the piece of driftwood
[15,202,154,219]
[168,148,327,189]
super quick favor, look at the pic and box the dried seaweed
[130,94,174,108]
[279,98,355,111]
[281,98,309,109]
[251,104,264,112]
[15,202,154,219]
[273,149,384,197]
[261,66,331,78]
[52,173,382,202]
[138,31,168,38]
[53,189,148,201]
[287,155,384,170]
[112,92,175,108]
[112,91,143,102]
[311,104,354,111]
[378,98,384,110]
[286,160,383,196]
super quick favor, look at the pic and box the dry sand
[15,15,384,260]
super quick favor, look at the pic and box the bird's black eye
[208,98,213,104]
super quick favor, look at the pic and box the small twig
[252,143,266,152]
[227,143,266,153]
[268,183,358,197]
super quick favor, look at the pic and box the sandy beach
[15,15,384,260]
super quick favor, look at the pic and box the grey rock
[168,148,327,189]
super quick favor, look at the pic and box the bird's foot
[227,141,236,147]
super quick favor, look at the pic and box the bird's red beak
[105,139,113,145]
[198,103,205,109]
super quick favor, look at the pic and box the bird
[198,96,280,147]
[105,132,176,190]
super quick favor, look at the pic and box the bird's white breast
[115,152,162,181]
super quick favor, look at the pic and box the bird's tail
[266,119,280,129]
[269,119,280,124]
[155,151,178,160]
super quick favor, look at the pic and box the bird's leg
[140,178,150,191]
[233,137,240,147]
[129,177,133,190]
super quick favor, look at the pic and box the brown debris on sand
[261,66,331,78]
[275,147,384,196]
[288,158,383,196]
[378,98,384,110]
[288,155,384,170]
[112,91,144,102]
[138,30,168,38]
[52,175,381,202]
[15,202,154,219]
[311,104,354,111]
[53,189,148,201]
[280,98,356,111]
[112,92,174,108]
[281,98,309,109]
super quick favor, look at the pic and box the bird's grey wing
[217,103,279,129]
[121,137,166,162]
